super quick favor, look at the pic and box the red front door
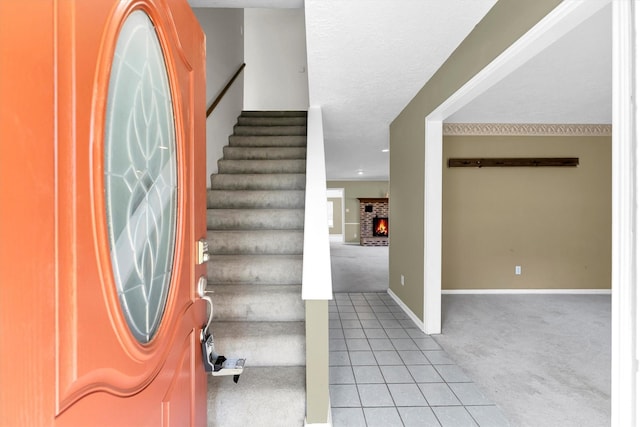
[0,0,208,425]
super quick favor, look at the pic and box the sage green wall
[327,181,389,243]
[328,197,343,235]
[443,135,611,290]
[389,0,563,321]
[305,300,329,424]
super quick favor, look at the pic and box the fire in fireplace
[373,217,389,237]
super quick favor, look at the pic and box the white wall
[193,8,244,186]
[244,8,309,110]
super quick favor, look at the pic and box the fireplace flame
[374,218,389,236]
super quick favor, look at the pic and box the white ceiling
[189,0,612,181]
[304,0,497,180]
[448,3,612,124]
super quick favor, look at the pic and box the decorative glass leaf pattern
[104,11,177,344]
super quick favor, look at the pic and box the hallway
[329,292,508,426]
[329,243,611,426]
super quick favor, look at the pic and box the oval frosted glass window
[104,11,177,344]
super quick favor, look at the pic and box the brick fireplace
[358,198,389,246]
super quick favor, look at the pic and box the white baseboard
[385,288,610,337]
[387,289,425,331]
[442,289,612,295]
[329,234,343,243]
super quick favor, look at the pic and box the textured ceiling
[189,1,612,181]
[305,0,497,180]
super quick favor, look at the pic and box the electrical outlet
[401,274,405,286]
[515,265,522,275]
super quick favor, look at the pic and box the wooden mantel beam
[447,157,579,168]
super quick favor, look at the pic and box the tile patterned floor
[329,293,510,427]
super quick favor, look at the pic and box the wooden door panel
[55,328,202,426]
[0,1,57,425]
[1,0,206,423]
[162,331,199,425]
[54,0,206,415]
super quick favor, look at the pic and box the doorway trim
[422,0,611,333]
[327,188,345,243]
[422,0,635,422]
[610,1,637,424]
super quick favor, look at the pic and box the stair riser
[207,191,305,209]
[241,110,307,118]
[211,174,306,191]
[207,256,302,285]
[209,285,304,322]
[233,125,306,136]
[222,146,306,160]
[206,209,304,230]
[228,135,307,147]
[218,159,305,174]
[213,322,305,367]
[236,116,307,127]
[207,230,303,255]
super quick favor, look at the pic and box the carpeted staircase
[206,111,307,427]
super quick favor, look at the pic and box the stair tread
[206,282,302,287]
[207,366,305,427]
[211,173,305,190]
[213,320,304,336]
[207,254,302,285]
[228,135,307,147]
[212,173,306,178]
[236,116,307,126]
[208,283,301,293]
[206,208,304,230]
[207,189,305,194]
[234,125,307,130]
[207,208,304,216]
[222,146,306,160]
[207,229,303,255]
[207,229,303,239]
[207,190,305,209]
[208,254,303,261]
[207,229,303,235]
[217,159,306,165]
[207,283,301,291]
[211,321,305,367]
[218,159,306,174]
[233,125,306,136]
[241,110,307,117]
[218,159,306,163]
